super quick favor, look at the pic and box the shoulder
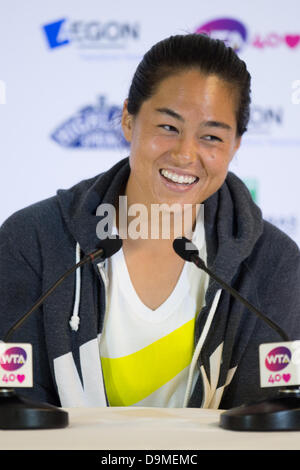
[225,171,299,260]
[0,171,101,239]
[259,219,299,260]
[245,219,300,293]
[0,195,62,241]
[0,196,67,276]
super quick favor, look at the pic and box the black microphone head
[97,236,123,259]
[173,237,199,262]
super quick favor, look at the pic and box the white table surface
[1,406,300,450]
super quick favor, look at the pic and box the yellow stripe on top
[101,318,195,406]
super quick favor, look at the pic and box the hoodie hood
[57,158,131,256]
[204,170,263,281]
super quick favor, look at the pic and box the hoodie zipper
[96,260,110,406]
[184,288,222,407]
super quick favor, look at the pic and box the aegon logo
[265,346,291,371]
[0,347,27,371]
[42,18,140,50]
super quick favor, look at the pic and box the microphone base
[220,388,300,431]
[0,388,69,430]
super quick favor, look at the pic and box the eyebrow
[156,107,184,122]
[155,107,232,131]
[203,120,232,131]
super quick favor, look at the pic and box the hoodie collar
[57,158,130,255]
[204,171,263,282]
[57,157,263,281]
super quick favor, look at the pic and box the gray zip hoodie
[0,157,299,409]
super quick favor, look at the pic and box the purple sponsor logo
[265,346,291,371]
[196,18,300,51]
[195,18,247,52]
[0,347,27,371]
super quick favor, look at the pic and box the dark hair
[127,33,251,136]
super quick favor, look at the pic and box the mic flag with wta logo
[0,236,122,430]
[173,236,300,431]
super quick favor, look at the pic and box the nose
[172,134,198,166]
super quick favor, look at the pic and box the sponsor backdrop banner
[0,0,299,246]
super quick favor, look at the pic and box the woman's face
[122,69,241,209]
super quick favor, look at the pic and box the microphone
[173,237,289,341]
[173,236,300,431]
[0,236,122,430]
[3,237,122,343]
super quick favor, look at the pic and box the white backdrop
[0,0,299,246]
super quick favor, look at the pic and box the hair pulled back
[127,34,251,136]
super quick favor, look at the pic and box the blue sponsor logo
[42,18,140,50]
[51,96,130,149]
[42,19,70,49]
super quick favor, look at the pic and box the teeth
[161,169,197,185]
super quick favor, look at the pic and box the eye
[158,124,178,133]
[202,135,223,142]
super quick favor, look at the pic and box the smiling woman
[0,34,299,412]
[122,71,241,210]
[118,36,246,314]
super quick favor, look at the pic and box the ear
[121,99,134,143]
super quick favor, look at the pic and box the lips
[159,168,199,185]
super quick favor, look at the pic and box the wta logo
[195,18,247,52]
[265,346,291,371]
[196,17,300,52]
[0,347,27,371]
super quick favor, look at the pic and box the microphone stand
[0,240,122,429]
[173,237,300,431]
[196,255,300,431]
[0,388,68,430]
